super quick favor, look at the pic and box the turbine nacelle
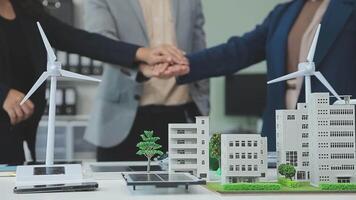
[298,62,315,75]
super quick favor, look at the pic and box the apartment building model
[168,116,210,179]
[276,92,356,186]
[221,133,268,184]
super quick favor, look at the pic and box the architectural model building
[276,92,356,186]
[221,134,268,184]
[168,117,209,179]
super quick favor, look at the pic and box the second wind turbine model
[20,22,101,166]
[267,24,342,103]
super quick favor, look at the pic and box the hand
[136,45,188,66]
[139,63,190,79]
[2,89,35,125]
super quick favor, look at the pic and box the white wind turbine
[267,24,342,103]
[20,22,101,166]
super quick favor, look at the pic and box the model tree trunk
[147,157,151,173]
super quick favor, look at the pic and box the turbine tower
[267,24,342,103]
[21,22,101,166]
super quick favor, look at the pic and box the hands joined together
[136,44,190,79]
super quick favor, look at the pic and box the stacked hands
[136,44,190,79]
[2,44,189,126]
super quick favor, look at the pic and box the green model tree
[209,133,221,175]
[278,164,296,180]
[136,130,164,173]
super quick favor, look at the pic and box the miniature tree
[209,133,221,175]
[136,130,164,173]
[278,164,296,180]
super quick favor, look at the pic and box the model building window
[177,150,185,154]
[236,165,240,171]
[286,151,298,166]
[229,142,233,147]
[287,115,295,120]
[302,124,308,129]
[201,130,205,134]
[202,150,205,155]
[254,153,258,159]
[338,177,351,183]
[254,165,258,171]
[177,140,185,144]
[261,173,266,177]
[302,133,309,138]
[241,141,246,147]
[229,154,234,159]
[302,152,309,157]
[302,115,308,120]
[241,165,246,171]
[178,160,185,164]
[202,160,205,165]
[229,165,234,171]
[248,153,252,159]
[248,165,252,171]
[253,141,258,147]
[201,120,205,124]
[177,130,185,134]
[235,153,240,159]
[241,153,246,159]
[200,173,207,178]
[235,141,240,147]
[302,143,309,148]
[248,141,252,147]
[202,140,205,145]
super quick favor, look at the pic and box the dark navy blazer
[178,0,356,151]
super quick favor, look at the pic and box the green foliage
[278,164,296,180]
[136,130,163,159]
[222,183,281,191]
[320,183,356,191]
[209,133,221,160]
[278,177,301,188]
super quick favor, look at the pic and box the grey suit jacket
[84,0,209,148]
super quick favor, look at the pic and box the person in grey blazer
[84,0,209,161]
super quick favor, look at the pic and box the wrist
[0,85,10,109]
[136,47,149,63]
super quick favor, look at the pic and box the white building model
[276,92,356,186]
[168,116,209,179]
[221,134,268,184]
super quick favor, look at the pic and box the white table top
[1,162,356,200]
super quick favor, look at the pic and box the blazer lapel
[129,0,149,42]
[272,0,304,78]
[315,0,354,66]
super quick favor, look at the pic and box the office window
[254,153,258,159]
[229,154,234,159]
[241,165,246,171]
[248,141,252,147]
[202,150,205,155]
[236,165,240,171]
[201,130,205,134]
[248,165,252,171]
[229,142,233,147]
[253,141,258,147]
[248,153,252,159]
[201,120,205,124]
[177,140,185,144]
[235,153,240,159]
[241,141,246,147]
[202,140,205,145]
[254,165,258,171]
[241,153,246,159]
[286,151,298,166]
[177,130,185,134]
[202,160,205,165]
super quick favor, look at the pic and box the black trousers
[97,103,200,161]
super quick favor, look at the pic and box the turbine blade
[307,24,321,62]
[60,70,101,82]
[314,71,342,101]
[20,72,50,105]
[37,22,57,64]
[267,70,308,84]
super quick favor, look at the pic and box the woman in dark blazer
[0,0,186,165]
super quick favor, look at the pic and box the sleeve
[0,84,10,108]
[177,5,274,84]
[39,9,141,69]
[192,0,207,52]
[83,0,140,81]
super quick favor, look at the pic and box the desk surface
[1,162,356,200]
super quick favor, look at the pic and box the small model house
[168,116,210,179]
[276,93,356,186]
[221,133,268,184]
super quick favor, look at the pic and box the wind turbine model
[16,22,100,187]
[267,24,342,103]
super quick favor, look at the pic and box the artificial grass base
[207,182,356,193]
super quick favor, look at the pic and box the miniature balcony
[170,153,198,159]
[170,163,198,170]
[170,134,198,139]
[169,144,198,149]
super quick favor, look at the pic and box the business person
[156,0,356,151]
[84,0,209,161]
[0,0,186,165]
